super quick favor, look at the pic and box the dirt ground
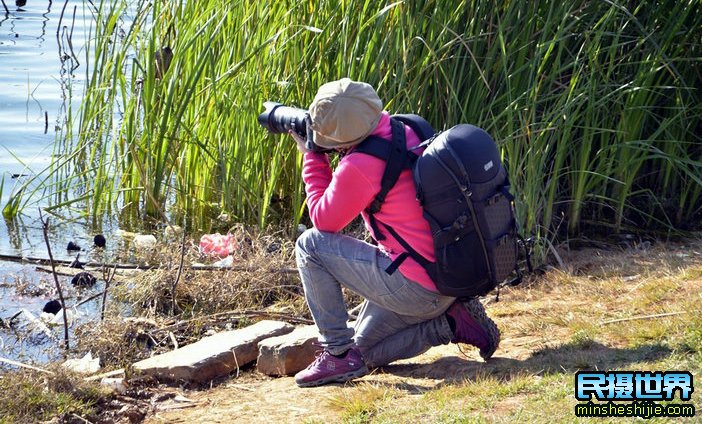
[142,320,548,423]
[144,345,481,423]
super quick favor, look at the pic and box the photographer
[289,78,500,387]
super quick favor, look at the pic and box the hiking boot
[447,298,500,360]
[294,347,368,387]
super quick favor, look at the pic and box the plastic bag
[199,233,238,258]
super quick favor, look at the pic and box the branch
[171,228,187,315]
[0,356,55,374]
[39,209,70,351]
[600,311,684,325]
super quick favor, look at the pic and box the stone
[257,325,320,376]
[133,320,293,383]
[132,234,157,249]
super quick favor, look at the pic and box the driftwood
[0,356,55,374]
[0,253,298,274]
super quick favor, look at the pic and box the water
[0,0,115,364]
[0,0,97,255]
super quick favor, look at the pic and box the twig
[39,209,70,351]
[101,265,117,321]
[35,266,76,277]
[232,350,240,379]
[70,413,93,424]
[1,0,8,14]
[600,311,685,325]
[55,0,68,38]
[84,368,125,382]
[69,291,103,309]
[65,6,80,70]
[544,237,565,269]
[168,331,179,349]
[172,228,187,315]
[0,356,55,374]
[156,309,313,333]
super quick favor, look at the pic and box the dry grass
[72,225,314,366]
[0,368,107,423]
[321,238,702,423]
[113,225,302,313]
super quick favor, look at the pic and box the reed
[5,0,700,240]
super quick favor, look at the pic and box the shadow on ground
[374,341,671,385]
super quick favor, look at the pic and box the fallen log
[0,253,298,273]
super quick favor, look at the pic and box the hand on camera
[288,130,310,154]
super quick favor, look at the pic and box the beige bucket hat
[309,78,383,149]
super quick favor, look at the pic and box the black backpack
[354,115,523,298]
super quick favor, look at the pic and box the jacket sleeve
[301,151,376,232]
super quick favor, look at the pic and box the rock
[257,325,319,376]
[163,225,183,240]
[66,241,81,251]
[132,234,157,249]
[94,234,106,248]
[42,299,62,314]
[133,320,294,383]
[71,271,96,287]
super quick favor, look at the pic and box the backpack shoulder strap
[392,114,436,141]
[352,117,407,241]
[352,135,393,161]
[354,115,436,276]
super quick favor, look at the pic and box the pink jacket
[302,112,437,292]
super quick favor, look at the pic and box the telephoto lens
[257,101,332,153]
[257,102,309,138]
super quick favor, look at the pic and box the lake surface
[0,0,98,258]
[0,0,118,364]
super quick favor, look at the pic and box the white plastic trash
[62,352,100,374]
[132,234,157,249]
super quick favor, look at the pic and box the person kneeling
[291,78,500,387]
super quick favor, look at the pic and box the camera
[257,101,330,153]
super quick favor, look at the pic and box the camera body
[257,102,331,153]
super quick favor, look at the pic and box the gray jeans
[295,228,455,367]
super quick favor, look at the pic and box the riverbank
[0,236,699,423]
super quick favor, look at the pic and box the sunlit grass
[323,242,702,423]
[0,369,105,423]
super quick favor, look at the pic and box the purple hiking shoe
[447,298,500,360]
[295,347,368,388]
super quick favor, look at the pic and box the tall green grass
[6,0,701,239]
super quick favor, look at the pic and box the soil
[143,344,490,424]
[140,324,547,423]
